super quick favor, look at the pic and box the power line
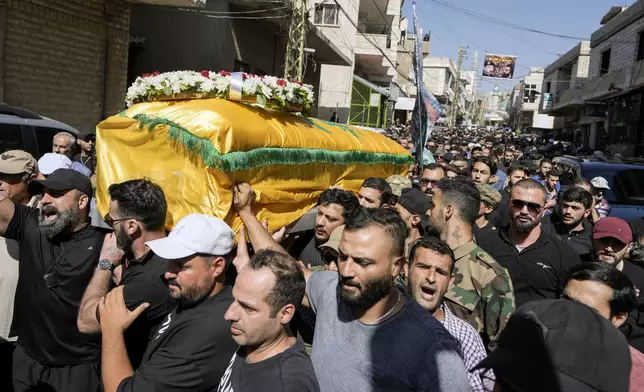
[424,0,586,41]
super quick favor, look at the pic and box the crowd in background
[0,125,643,391]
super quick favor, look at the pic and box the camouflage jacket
[444,240,515,347]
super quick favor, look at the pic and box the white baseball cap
[591,176,610,190]
[38,153,72,175]
[146,214,235,259]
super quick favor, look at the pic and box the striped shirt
[439,304,495,392]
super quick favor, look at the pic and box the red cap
[592,217,633,244]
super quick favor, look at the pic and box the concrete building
[129,1,351,121]
[422,56,454,124]
[507,67,557,135]
[580,2,644,156]
[0,0,133,132]
[540,41,598,145]
[312,0,403,127]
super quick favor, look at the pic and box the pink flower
[152,71,160,76]
[142,73,151,78]
[200,70,210,77]
[242,73,247,81]
[219,71,231,77]
[277,79,287,87]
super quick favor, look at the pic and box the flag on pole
[411,1,442,167]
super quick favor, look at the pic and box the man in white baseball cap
[98,214,238,392]
[38,153,72,176]
[591,176,612,219]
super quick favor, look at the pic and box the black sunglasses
[103,213,136,227]
[510,199,543,215]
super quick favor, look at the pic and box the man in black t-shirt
[0,169,105,392]
[291,188,359,268]
[78,179,176,369]
[218,245,319,391]
[73,129,97,175]
[99,213,238,392]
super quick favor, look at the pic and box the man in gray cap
[0,150,41,389]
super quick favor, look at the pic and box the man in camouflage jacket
[427,177,515,349]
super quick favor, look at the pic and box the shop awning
[353,75,390,97]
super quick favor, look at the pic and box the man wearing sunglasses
[73,129,97,175]
[78,179,176,369]
[419,164,446,194]
[477,179,582,307]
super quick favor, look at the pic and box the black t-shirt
[121,250,176,368]
[5,203,105,365]
[293,232,325,268]
[73,153,97,174]
[477,227,582,307]
[117,286,238,392]
[540,213,593,262]
[217,339,320,392]
[473,221,496,241]
[622,261,644,329]
[489,188,511,229]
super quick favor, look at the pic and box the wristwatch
[97,259,117,271]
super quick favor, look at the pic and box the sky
[401,0,625,93]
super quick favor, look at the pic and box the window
[638,31,644,62]
[314,3,338,25]
[546,81,551,93]
[600,49,611,75]
[0,124,24,153]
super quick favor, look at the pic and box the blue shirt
[492,170,506,191]
[532,175,561,192]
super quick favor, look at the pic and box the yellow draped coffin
[95,99,412,231]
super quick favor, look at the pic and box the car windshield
[582,168,644,206]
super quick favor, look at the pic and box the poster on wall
[482,54,517,79]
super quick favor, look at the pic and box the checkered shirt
[439,304,495,392]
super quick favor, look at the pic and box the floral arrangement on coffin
[125,70,315,115]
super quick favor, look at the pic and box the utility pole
[516,81,525,133]
[284,0,307,81]
[468,50,479,125]
[448,47,466,127]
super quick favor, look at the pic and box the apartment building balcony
[355,29,395,79]
[131,0,206,6]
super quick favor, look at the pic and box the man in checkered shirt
[405,236,494,392]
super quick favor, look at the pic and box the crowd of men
[0,126,643,391]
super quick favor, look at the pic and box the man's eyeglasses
[104,213,136,227]
[420,178,440,186]
[510,199,543,215]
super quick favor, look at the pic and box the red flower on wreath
[152,71,160,76]
[242,73,247,81]
[277,79,287,87]
[200,70,210,77]
[219,71,231,77]
[293,80,303,86]
[142,73,151,78]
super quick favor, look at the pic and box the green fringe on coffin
[132,113,413,173]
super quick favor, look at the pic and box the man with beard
[592,217,644,330]
[426,177,514,348]
[357,177,392,208]
[291,188,359,268]
[477,179,581,307]
[419,163,446,194]
[233,183,470,392]
[541,187,594,261]
[0,168,105,391]
[78,179,176,368]
[98,214,238,392]
[489,163,529,229]
[218,249,320,392]
[73,129,97,175]
[405,236,493,392]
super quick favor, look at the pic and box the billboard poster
[482,54,517,79]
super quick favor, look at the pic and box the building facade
[540,41,599,145]
[0,0,132,131]
[580,3,644,156]
[507,67,557,136]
